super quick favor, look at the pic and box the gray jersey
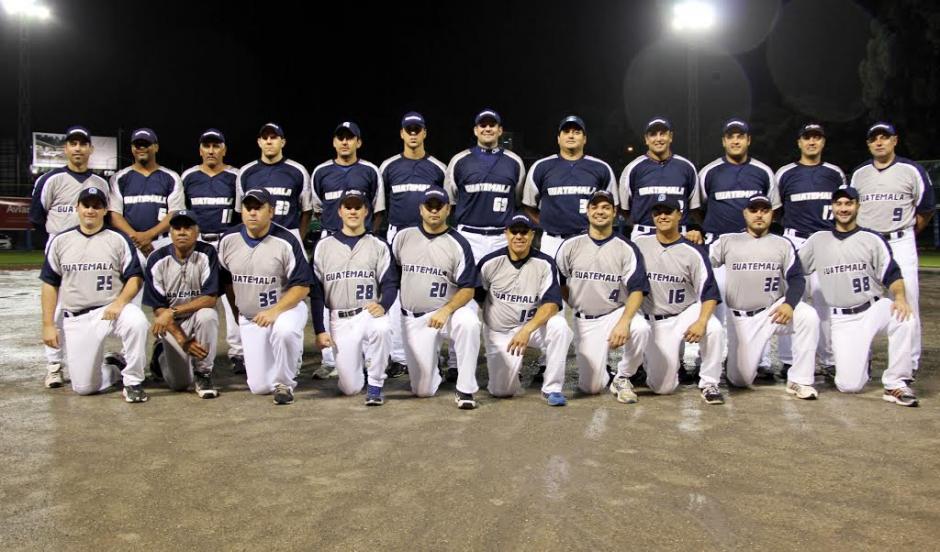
[709,232,804,311]
[634,235,720,316]
[311,232,398,312]
[217,223,314,319]
[29,168,110,235]
[555,234,649,316]
[39,227,142,312]
[143,241,220,318]
[850,158,933,233]
[799,228,902,308]
[477,248,563,332]
[392,226,477,313]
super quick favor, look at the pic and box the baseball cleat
[311,365,337,380]
[701,384,724,405]
[365,385,384,406]
[543,391,567,407]
[273,384,294,405]
[610,375,638,404]
[230,356,246,375]
[445,367,459,384]
[532,364,547,382]
[194,372,219,399]
[385,362,408,379]
[104,352,127,370]
[122,384,149,403]
[455,391,477,410]
[882,386,918,407]
[779,364,792,380]
[786,381,818,400]
[148,342,164,382]
[44,363,65,389]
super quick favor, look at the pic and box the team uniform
[235,158,313,241]
[311,160,385,234]
[555,234,651,394]
[311,233,398,396]
[217,223,313,395]
[477,248,572,397]
[799,228,914,393]
[445,146,526,262]
[849,157,934,371]
[392,226,480,398]
[709,231,819,388]
[143,241,220,391]
[522,154,617,258]
[634,235,722,394]
[39,225,149,395]
[181,164,243,362]
[619,154,699,240]
[772,161,845,368]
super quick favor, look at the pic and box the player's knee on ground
[648,372,679,395]
[71,383,101,396]
[835,370,867,394]
[337,372,364,396]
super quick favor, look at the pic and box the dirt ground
[2,270,939,551]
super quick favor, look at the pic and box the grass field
[920,249,940,268]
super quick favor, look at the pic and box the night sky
[0,0,912,181]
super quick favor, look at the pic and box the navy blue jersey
[110,166,185,232]
[522,154,617,236]
[310,160,385,232]
[181,165,240,234]
[378,154,446,228]
[691,157,776,236]
[235,158,312,230]
[143,240,220,310]
[619,154,699,226]
[771,162,846,233]
[445,146,526,229]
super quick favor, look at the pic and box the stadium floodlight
[671,1,715,33]
[3,0,51,20]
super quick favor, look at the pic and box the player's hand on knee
[42,324,60,349]
[891,299,912,321]
[316,332,333,350]
[102,302,125,321]
[770,303,793,325]
[684,320,706,343]
[428,309,450,329]
[684,229,704,244]
[608,323,631,348]
[364,302,385,317]
[507,328,532,356]
[252,309,278,328]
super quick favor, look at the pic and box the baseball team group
[31,108,934,409]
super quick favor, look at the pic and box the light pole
[671,1,715,165]
[4,0,51,191]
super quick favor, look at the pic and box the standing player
[555,190,651,401]
[39,186,150,402]
[236,122,314,244]
[180,129,244,374]
[392,188,481,409]
[143,210,220,398]
[849,122,935,376]
[445,109,526,262]
[799,188,917,406]
[217,189,313,405]
[772,123,844,376]
[522,115,617,258]
[619,117,701,243]
[29,125,110,388]
[311,190,398,405]
[709,195,820,398]
[476,214,572,405]
[633,196,724,403]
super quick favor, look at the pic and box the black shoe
[628,365,647,388]
[678,364,698,385]
[779,364,791,380]
[820,364,836,383]
[455,391,477,410]
[122,384,149,403]
[231,356,246,375]
[104,352,127,370]
[755,365,775,382]
[194,371,219,399]
[701,384,724,405]
[386,362,408,378]
[149,342,164,382]
[273,384,294,405]
[445,367,459,383]
[532,365,546,382]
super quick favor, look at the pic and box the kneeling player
[799,188,917,406]
[477,214,572,406]
[311,190,397,405]
[634,196,723,403]
[143,210,220,398]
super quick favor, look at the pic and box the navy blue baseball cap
[421,187,449,205]
[131,128,158,144]
[651,194,681,212]
[588,189,615,206]
[832,187,859,202]
[169,209,199,226]
[77,186,108,207]
[258,122,285,138]
[199,128,226,143]
[867,122,896,139]
[558,115,586,133]
[339,188,367,207]
[798,123,825,138]
[401,112,426,129]
[65,125,91,142]
[746,195,773,209]
[242,188,274,206]
[722,118,750,135]
[645,117,672,133]
[334,121,362,138]
[474,109,502,126]
[506,213,537,230]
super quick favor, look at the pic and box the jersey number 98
[259,290,278,308]
[852,276,870,293]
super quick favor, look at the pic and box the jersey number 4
[259,290,278,308]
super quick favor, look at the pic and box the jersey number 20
[430,282,448,298]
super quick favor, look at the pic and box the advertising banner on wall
[32,132,118,171]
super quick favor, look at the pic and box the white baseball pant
[644,303,723,394]
[328,309,391,395]
[778,230,834,366]
[42,235,64,366]
[158,308,219,391]
[240,301,308,394]
[484,314,573,397]
[830,297,914,392]
[886,230,920,371]
[204,237,243,359]
[401,304,481,397]
[385,225,409,365]
[457,226,506,264]
[61,304,148,395]
[573,306,651,394]
[726,298,819,387]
